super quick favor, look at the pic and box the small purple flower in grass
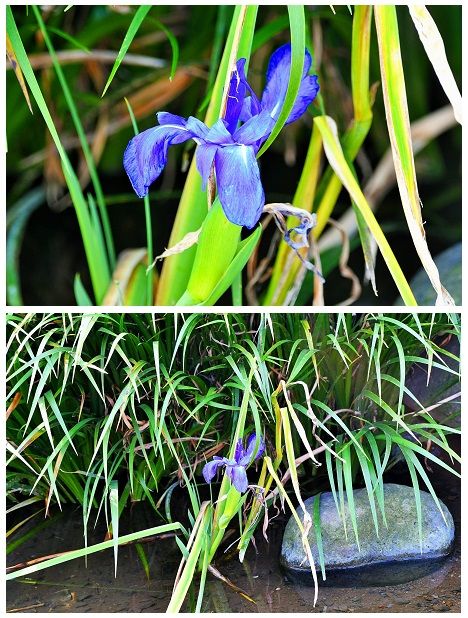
[202,434,265,494]
[124,44,319,229]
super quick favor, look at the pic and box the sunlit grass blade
[74,274,94,306]
[398,444,423,550]
[342,442,360,550]
[45,25,91,53]
[364,431,387,526]
[147,16,179,81]
[353,439,379,536]
[313,493,326,580]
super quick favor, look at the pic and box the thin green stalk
[124,98,154,306]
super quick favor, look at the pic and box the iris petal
[185,115,210,139]
[227,464,249,493]
[286,74,320,124]
[157,111,187,127]
[239,96,255,123]
[214,144,264,229]
[205,119,235,145]
[123,124,193,198]
[224,58,262,133]
[239,434,265,465]
[236,58,262,116]
[261,43,318,123]
[234,439,245,464]
[264,43,311,86]
[233,109,275,147]
[224,60,247,134]
[202,459,224,483]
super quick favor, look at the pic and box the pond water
[7,456,460,613]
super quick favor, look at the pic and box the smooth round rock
[281,483,455,586]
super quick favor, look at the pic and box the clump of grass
[6,312,460,610]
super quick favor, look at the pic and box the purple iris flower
[202,434,265,493]
[123,44,319,229]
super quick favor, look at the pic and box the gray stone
[394,243,461,306]
[281,484,454,584]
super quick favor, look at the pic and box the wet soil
[6,454,460,613]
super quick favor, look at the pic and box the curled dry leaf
[148,228,201,271]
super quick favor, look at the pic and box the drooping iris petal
[265,43,311,87]
[233,109,275,148]
[226,464,249,493]
[214,144,264,229]
[202,458,224,483]
[196,143,219,189]
[261,43,318,123]
[123,124,194,198]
